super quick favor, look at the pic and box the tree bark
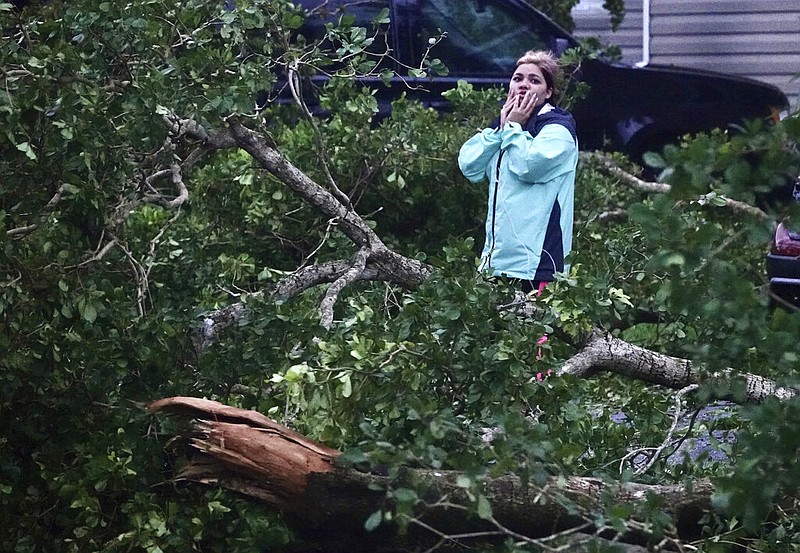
[563,328,795,402]
[149,397,713,551]
[226,118,432,327]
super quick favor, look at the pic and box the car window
[298,0,394,73]
[301,0,391,43]
[416,0,552,75]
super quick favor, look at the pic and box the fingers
[510,91,535,109]
[517,91,537,110]
[504,90,541,125]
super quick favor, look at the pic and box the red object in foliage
[772,221,800,257]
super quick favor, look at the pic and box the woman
[458,50,578,294]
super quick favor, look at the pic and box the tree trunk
[149,397,713,551]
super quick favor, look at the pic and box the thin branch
[633,384,699,476]
[114,239,150,317]
[7,224,38,238]
[580,152,669,194]
[597,208,628,224]
[109,210,182,316]
[287,65,352,208]
[73,236,118,268]
[319,246,370,329]
[144,168,172,194]
[662,405,705,463]
[7,183,67,239]
[45,183,66,208]
[143,161,189,208]
[297,218,337,271]
[163,162,189,208]
[405,514,505,553]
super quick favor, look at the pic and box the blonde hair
[515,50,561,98]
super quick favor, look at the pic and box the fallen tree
[166,112,793,403]
[132,107,800,552]
[140,112,797,551]
[6,2,800,550]
[149,396,714,552]
[139,112,799,551]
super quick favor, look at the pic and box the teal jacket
[458,104,578,281]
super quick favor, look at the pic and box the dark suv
[298,0,789,161]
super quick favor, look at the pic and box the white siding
[650,1,800,107]
[572,0,800,108]
[571,0,644,64]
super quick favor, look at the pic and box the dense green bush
[3,0,800,551]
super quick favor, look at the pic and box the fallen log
[149,397,714,551]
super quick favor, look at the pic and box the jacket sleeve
[458,128,503,183]
[500,122,577,183]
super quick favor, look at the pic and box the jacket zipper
[488,150,504,269]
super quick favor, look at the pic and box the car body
[296,0,789,162]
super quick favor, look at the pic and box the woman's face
[509,63,552,107]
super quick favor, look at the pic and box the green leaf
[663,253,685,267]
[336,448,368,467]
[339,372,352,398]
[642,151,665,168]
[364,510,383,532]
[393,488,417,504]
[710,195,728,207]
[207,500,231,514]
[373,7,390,24]
[380,69,394,87]
[83,303,97,323]
[16,142,37,160]
[477,495,493,520]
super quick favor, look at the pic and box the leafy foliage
[4,0,800,551]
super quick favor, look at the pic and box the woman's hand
[500,90,538,127]
[499,94,515,127]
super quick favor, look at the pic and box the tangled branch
[143,161,189,208]
[620,384,700,476]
